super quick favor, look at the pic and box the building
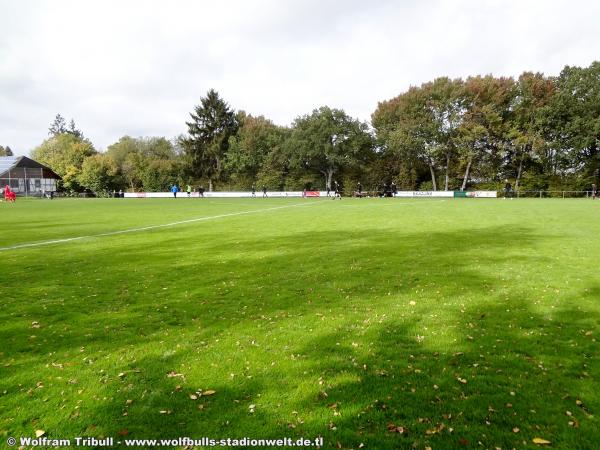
[0,156,61,196]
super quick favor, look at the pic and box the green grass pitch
[0,197,598,449]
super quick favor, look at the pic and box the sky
[1,0,599,156]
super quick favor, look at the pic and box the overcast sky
[1,0,598,155]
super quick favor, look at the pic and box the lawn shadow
[4,223,597,448]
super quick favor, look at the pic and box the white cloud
[1,0,598,155]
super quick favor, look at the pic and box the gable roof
[0,156,62,179]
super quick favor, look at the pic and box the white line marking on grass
[0,201,324,252]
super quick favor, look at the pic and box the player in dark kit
[333,180,342,200]
[357,182,362,197]
[504,180,513,200]
[262,185,267,198]
[251,184,256,198]
[380,182,387,198]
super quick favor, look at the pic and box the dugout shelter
[0,156,61,196]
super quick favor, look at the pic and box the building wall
[0,177,57,195]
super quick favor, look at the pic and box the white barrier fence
[124,191,328,198]
[124,190,497,199]
[394,191,497,198]
[395,191,454,198]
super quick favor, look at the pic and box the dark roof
[0,156,62,179]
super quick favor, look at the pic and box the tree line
[30,61,599,195]
[0,145,14,156]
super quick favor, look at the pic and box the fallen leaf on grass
[166,371,184,378]
[575,399,591,415]
[512,427,520,433]
[189,394,198,400]
[202,390,216,396]
[457,377,467,384]
[35,430,45,438]
[426,423,445,435]
[387,423,406,434]
[532,437,551,445]
[118,429,129,436]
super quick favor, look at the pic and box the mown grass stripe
[0,201,323,252]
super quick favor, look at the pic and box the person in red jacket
[4,185,16,202]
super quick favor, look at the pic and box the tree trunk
[515,153,524,191]
[326,168,334,190]
[444,152,450,191]
[208,178,213,192]
[428,159,437,191]
[461,155,472,191]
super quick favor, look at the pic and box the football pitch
[1,197,598,449]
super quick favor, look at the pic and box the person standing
[186,184,192,198]
[390,181,397,195]
[262,185,267,198]
[251,184,256,198]
[333,180,341,200]
[592,183,597,200]
[380,182,387,198]
[171,184,179,198]
[198,186,205,198]
[357,182,362,197]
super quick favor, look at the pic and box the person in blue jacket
[171,184,179,198]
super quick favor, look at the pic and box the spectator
[504,180,513,200]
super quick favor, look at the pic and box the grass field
[0,197,598,449]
